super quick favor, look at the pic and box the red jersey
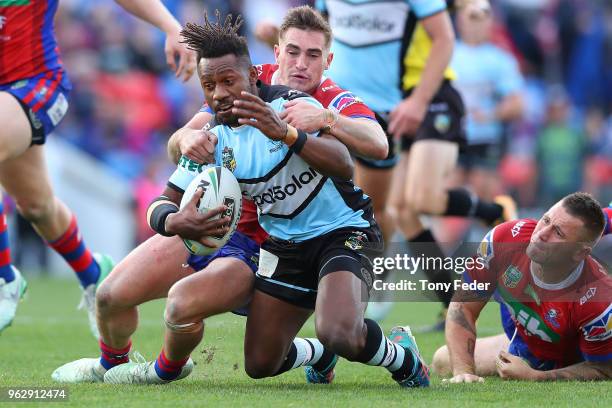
[0,0,62,85]
[466,219,612,367]
[255,63,376,120]
[238,199,267,245]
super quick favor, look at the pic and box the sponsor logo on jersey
[268,139,284,153]
[345,230,368,250]
[178,156,205,174]
[582,304,612,342]
[580,287,597,305]
[511,221,526,237]
[222,146,236,172]
[502,265,522,288]
[285,89,307,101]
[499,288,560,342]
[433,113,450,134]
[544,308,561,329]
[330,91,360,113]
[255,64,264,77]
[252,166,320,207]
[321,84,337,92]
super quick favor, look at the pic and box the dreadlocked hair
[181,10,250,62]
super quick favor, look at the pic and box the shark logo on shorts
[222,146,236,172]
[345,231,367,250]
[434,113,450,134]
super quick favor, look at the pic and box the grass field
[1,277,610,407]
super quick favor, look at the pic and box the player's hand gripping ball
[180,166,242,255]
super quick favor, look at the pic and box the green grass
[1,277,610,407]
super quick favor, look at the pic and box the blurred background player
[0,0,195,335]
[433,193,612,382]
[436,0,524,246]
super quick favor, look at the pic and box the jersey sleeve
[578,303,612,362]
[458,225,499,301]
[409,0,447,18]
[167,156,206,193]
[330,91,376,120]
[495,50,524,97]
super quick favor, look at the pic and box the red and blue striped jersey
[0,0,62,85]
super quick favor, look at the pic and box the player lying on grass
[432,193,612,382]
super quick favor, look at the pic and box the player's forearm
[114,0,181,34]
[446,302,479,375]
[409,17,454,104]
[494,93,523,122]
[532,361,612,381]
[331,117,388,160]
[295,133,354,180]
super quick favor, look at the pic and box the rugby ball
[179,166,242,256]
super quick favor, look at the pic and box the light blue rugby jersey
[168,84,373,242]
[451,42,524,145]
[316,0,446,112]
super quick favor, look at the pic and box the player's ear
[324,51,333,71]
[573,244,592,263]
[274,44,281,63]
[248,65,258,86]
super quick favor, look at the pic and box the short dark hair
[279,6,332,49]
[561,192,605,242]
[181,11,251,66]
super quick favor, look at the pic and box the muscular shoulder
[476,219,536,268]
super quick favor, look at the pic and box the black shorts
[400,80,466,151]
[458,142,503,171]
[355,112,398,170]
[254,226,383,309]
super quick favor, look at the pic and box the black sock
[444,188,475,216]
[473,200,503,225]
[407,229,454,307]
[356,319,414,380]
[273,338,336,376]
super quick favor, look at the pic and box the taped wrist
[147,196,179,237]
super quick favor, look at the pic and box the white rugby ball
[179,166,242,256]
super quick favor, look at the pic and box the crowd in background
[42,0,612,244]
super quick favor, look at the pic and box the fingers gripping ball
[180,166,242,255]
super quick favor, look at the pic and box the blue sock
[0,202,15,283]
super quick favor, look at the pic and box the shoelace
[77,286,95,311]
[130,351,154,383]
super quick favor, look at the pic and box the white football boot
[104,353,194,384]
[0,266,27,334]
[51,358,106,383]
[78,253,114,338]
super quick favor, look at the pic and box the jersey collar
[530,260,584,291]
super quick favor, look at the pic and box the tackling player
[432,193,612,381]
[0,0,196,336]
